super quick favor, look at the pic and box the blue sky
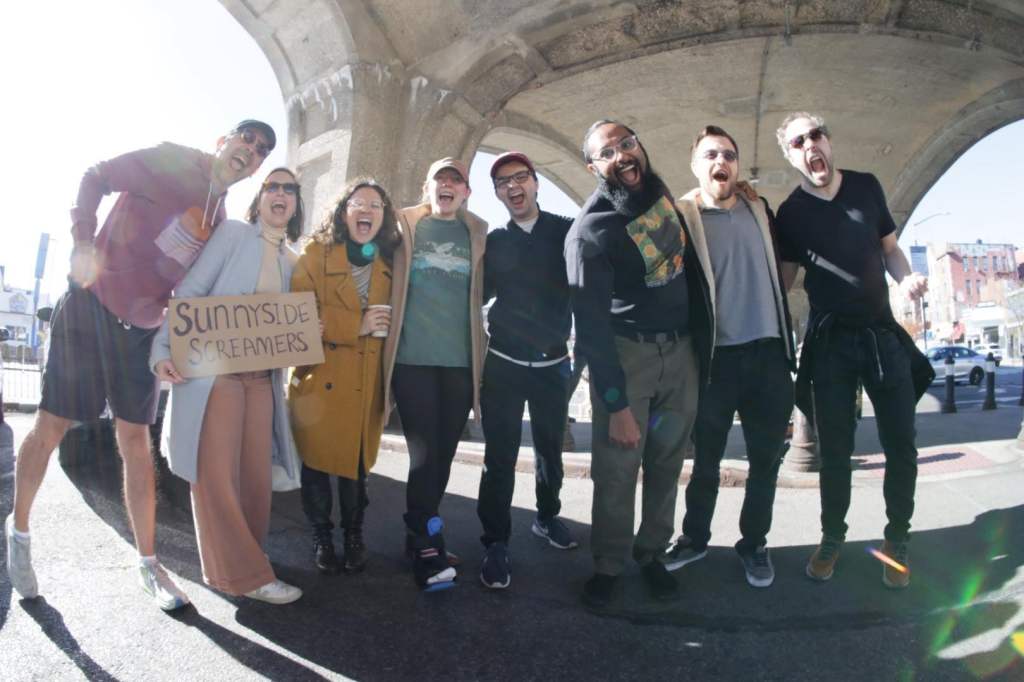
[2,0,1020,296]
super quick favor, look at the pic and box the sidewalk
[381,385,1024,488]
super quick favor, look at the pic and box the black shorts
[40,285,159,425]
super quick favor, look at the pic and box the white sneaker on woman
[245,579,302,604]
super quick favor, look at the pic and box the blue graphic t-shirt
[396,215,472,367]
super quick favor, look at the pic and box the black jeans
[811,325,918,542]
[477,353,570,546]
[300,463,368,539]
[392,363,474,535]
[683,338,793,552]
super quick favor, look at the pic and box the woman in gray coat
[150,167,304,605]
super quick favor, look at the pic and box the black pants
[477,353,570,546]
[392,363,474,535]
[811,325,918,542]
[682,338,793,552]
[300,462,368,538]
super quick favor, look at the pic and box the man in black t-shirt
[774,112,929,590]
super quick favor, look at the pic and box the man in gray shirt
[668,125,797,587]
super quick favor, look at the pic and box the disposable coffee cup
[367,304,392,338]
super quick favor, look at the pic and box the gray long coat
[149,220,301,486]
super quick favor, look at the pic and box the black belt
[615,329,686,344]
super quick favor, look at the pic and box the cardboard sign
[168,291,324,378]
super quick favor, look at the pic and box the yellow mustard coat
[288,241,394,479]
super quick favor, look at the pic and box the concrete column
[286,63,490,228]
[784,406,820,472]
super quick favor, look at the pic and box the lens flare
[868,547,908,573]
[1012,631,1024,656]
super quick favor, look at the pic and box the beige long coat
[288,241,394,479]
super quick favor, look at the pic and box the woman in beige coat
[289,178,401,574]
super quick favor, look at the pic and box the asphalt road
[1,405,1023,681]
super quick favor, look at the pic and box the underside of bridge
[222,0,1024,234]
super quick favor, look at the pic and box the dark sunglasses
[263,181,298,195]
[788,127,827,150]
[239,128,272,158]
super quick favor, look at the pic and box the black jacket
[565,189,714,412]
[484,210,573,361]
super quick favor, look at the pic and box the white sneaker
[139,560,190,611]
[245,579,302,605]
[5,514,38,599]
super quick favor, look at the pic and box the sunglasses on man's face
[239,128,272,158]
[263,181,298,195]
[788,127,827,150]
[700,149,738,162]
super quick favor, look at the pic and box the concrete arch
[889,78,1024,231]
[477,113,592,205]
[216,0,1024,220]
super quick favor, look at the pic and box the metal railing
[2,362,42,407]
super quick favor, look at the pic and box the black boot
[343,508,367,574]
[313,528,341,575]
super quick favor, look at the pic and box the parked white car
[927,345,987,385]
[979,343,1003,366]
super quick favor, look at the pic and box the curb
[379,431,1024,490]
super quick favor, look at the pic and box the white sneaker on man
[245,579,302,605]
[139,559,190,611]
[5,514,39,599]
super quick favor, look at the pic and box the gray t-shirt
[396,215,472,367]
[702,200,780,347]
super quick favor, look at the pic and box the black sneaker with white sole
[737,544,775,588]
[663,535,708,571]
[480,541,511,589]
[531,516,578,550]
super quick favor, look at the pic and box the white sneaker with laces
[5,514,39,599]
[139,560,190,611]
[245,579,302,605]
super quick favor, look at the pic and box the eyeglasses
[592,135,640,162]
[494,170,533,190]
[239,128,272,158]
[700,149,738,162]
[263,181,298,195]
[788,127,827,150]
[348,199,385,211]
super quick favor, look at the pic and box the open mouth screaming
[615,160,642,188]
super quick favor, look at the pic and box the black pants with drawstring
[811,325,918,543]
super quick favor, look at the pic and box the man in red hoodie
[5,120,275,611]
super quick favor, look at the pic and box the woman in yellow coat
[288,178,401,574]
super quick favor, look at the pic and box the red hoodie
[71,142,227,328]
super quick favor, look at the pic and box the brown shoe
[805,536,842,581]
[880,540,910,589]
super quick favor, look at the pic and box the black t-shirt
[776,170,896,321]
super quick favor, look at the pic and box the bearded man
[565,120,714,608]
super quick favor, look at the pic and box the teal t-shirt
[396,215,472,367]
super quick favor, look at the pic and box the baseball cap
[426,157,470,185]
[231,119,276,152]
[490,151,535,180]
